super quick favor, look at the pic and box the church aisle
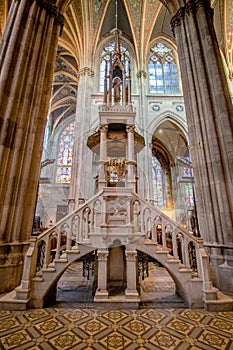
[0,307,232,349]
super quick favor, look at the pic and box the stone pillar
[0,0,64,291]
[171,0,233,293]
[98,124,108,190]
[0,0,7,37]
[68,66,94,209]
[125,250,139,299]
[126,125,136,191]
[94,249,109,300]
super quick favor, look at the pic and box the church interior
[0,0,233,348]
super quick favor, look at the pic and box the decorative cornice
[78,67,94,77]
[171,0,212,37]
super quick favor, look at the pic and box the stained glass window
[152,156,164,206]
[56,122,75,184]
[182,160,194,206]
[185,184,194,207]
[99,42,130,92]
[148,42,180,94]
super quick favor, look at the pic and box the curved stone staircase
[0,188,232,311]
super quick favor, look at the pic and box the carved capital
[136,70,147,79]
[35,0,64,34]
[126,125,134,133]
[78,67,94,77]
[170,6,185,36]
[99,124,108,133]
[36,0,57,16]
[97,250,109,260]
[125,250,137,261]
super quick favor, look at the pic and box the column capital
[170,0,213,36]
[125,250,137,261]
[99,124,108,132]
[78,67,94,78]
[126,125,134,133]
[136,70,147,79]
[35,0,64,33]
[97,249,109,260]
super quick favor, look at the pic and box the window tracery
[148,42,180,93]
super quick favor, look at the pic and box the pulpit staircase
[0,188,232,311]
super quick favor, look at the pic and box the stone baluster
[55,230,61,260]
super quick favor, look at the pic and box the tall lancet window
[152,156,164,206]
[56,122,75,184]
[99,42,130,92]
[148,42,180,93]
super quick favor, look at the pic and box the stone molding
[171,0,213,36]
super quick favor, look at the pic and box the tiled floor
[1,263,232,349]
[0,307,233,349]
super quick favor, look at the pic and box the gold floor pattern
[0,307,233,350]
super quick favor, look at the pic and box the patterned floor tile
[0,307,233,350]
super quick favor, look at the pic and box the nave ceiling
[0,1,232,133]
[51,0,231,133]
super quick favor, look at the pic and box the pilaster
[94,249,109,299]
[125,250,139,299]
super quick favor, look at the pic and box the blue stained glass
[149,42,180,94]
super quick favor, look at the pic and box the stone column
[171,0,233,293]
[0,0,64,291]
[94,249,109,300]
[68,66,94,209]
[125,250,139,299]
[98,124,108,190]
[0,0,7,38]
[126,125,136,191]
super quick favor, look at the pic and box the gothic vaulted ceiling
[50,0,231,132]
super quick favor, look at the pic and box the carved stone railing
[24,188,204,284]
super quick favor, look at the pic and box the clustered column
[0,0,64,291]
[171,0,233,292]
